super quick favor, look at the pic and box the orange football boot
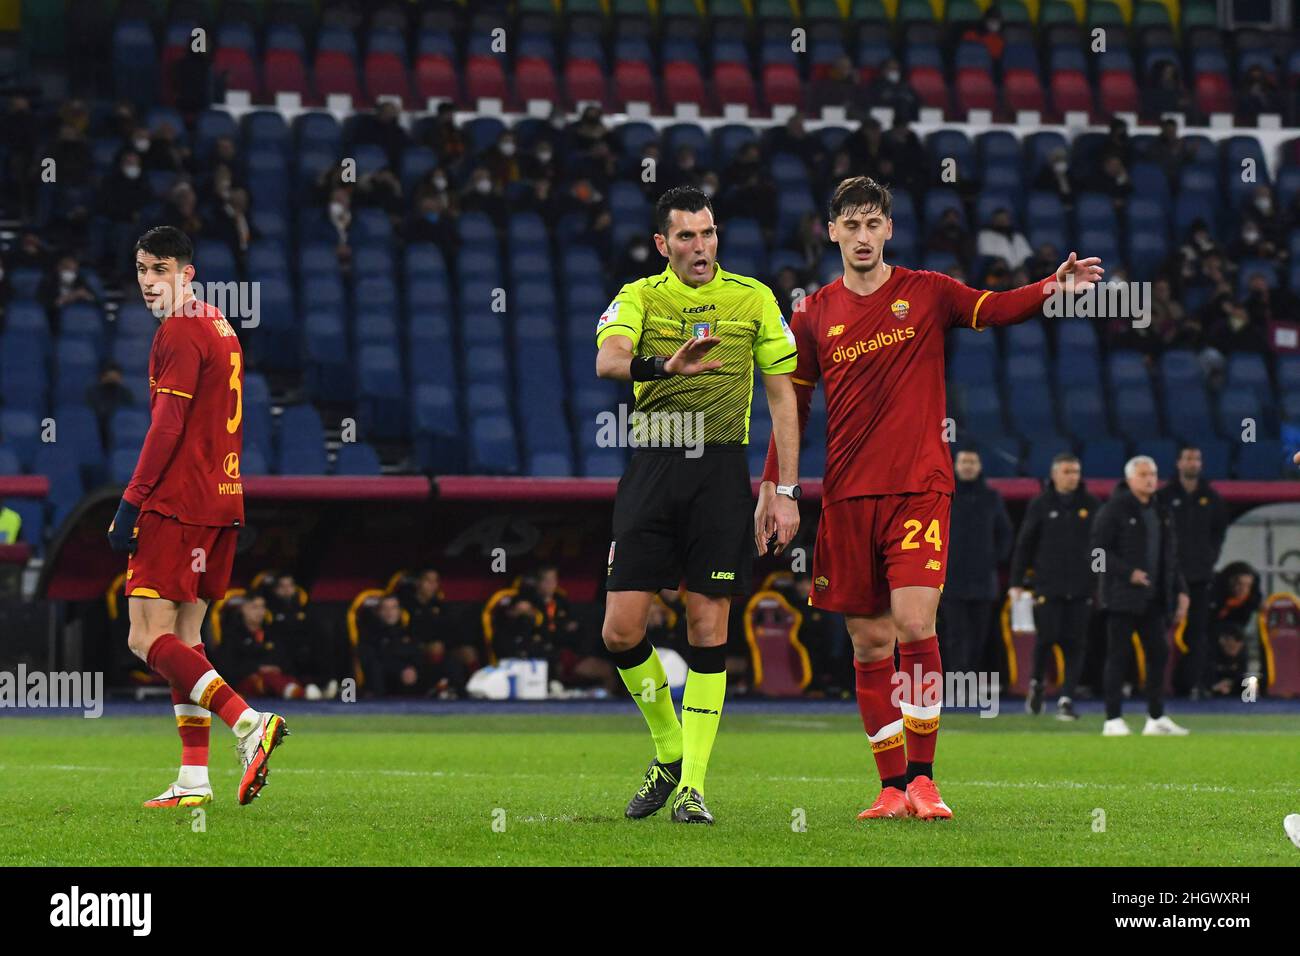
[857,786,913,819]
[905,775,953,820]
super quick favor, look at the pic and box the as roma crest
[890,299,910,321]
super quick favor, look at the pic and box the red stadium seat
[263,49,309,101]
[364,52,412,106]
[956,67,997,113]
[664,60,709,111]
[515,56,559,104]
[714,62,757,111]
[1050,70,1093,115]
[1195,73,1233,114]
[1003,68,1046,112]
[466,54,509,104]
[762,63,802,108]
[415,54,459,103]
[314,49,365,105]
[564,58,607,108]
[1099,70,1139,113]
[214,47,261,100]
[613,61,658,110]
[908,66,949,112]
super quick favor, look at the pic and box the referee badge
[692,322,711,338]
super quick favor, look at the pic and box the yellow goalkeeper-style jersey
[594,262,798,445]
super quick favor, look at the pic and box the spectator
[1086,154,1134,211]
[940,449,1013,675]
[405,191,456,250]
[1204,299,1268,355]
[924,206,973,263]
[569,104,611,155]
[982,256,1013,290]
[1226,215,1279,264]
[423,101,466,168]
[1092,456,1190,736]
[326,185,353,269]
[613,234,656,285]
[222,595,320,700]
[399,567,480,694]
[0,96,37,218]
[773,265,810,317]
[210,186,254,266]
[766,113,825,172]
[1025,242,1060,284]
[962,6,1005,63]
[206,136,245,195]
[1179,220,1226,285]
[809,54,862,113]
[86,361,135,446]
[38,253,98,317]
[521,565,616,693]
[172,45,214,116]
[976,207,1032,269]
[1243,270,1299,328]
[10,228,50,271]
[863,58,920,123]
[1240,63,1281,117]
[354,166,404,220]
[356,100,410,171]
[1208,626,1248,697]
[1110,276,1185,353]
[519,139,557,185]
[1156,445,1228,699]
[1144,60,1190,116]
[794,212,831,278]
[1010,452,1099,721]
[1032,148,1075,208]
[459,165,508,227]
[161,181,204,237]
[882,119,925,194]
[718,141,776,230]
[1240,185,1287,253]
[560,177,612,246]
[1098,116,1132,167]
[98,150,152,224]
[257,573,340,698]
[357,594,428,697]
[662,145,705,192]
[1146,118,1190,186]
[520,175,562,226]
[136,122,188,173]
[1211,561,1261,639]
[481,130,522,193]
[841,116,890,181]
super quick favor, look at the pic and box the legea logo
[831,326,917,363]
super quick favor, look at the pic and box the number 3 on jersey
[227,351,242,434]
[901,518,942,551]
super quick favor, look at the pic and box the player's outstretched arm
[1051,251,1105,294]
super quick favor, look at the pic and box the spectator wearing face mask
[1032,148,1075,209]
[210,185,255,265]
[1240,185,1286,253]
[614,235,655,285]
[100,149,152,223]
[1086,154,1133,212]
[355,100,410,171]
[863,58,920,123]
[882,119,926,194]
[405,190,456,250]
[520,140,557,184]
[1227,216,1279,263]
[161,181,204,237]
[482,131,521,192]
[38,253,98,331]
[1204,298,1268,355]
[460,165,508,228]
[976,207,1032,269]
[962,7,1004,62]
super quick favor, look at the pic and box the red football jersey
[125,299,245,526]
[764,267,1053,503]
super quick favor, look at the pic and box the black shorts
[606,446,754,596]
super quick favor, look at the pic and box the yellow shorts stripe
[791,376,816,387]
[128,587,160,598]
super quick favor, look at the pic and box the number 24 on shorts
[900,519,943,551]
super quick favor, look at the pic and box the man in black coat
[1009,452,1099,721]
[1092,456,1190,736]
[1156,445,1228,699]
[940,449,1013,675]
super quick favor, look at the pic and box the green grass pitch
[1,711,1297,866]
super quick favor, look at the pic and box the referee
[596,186,801,824]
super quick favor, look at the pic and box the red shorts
[125,511,239,604]
[811,491,951,616]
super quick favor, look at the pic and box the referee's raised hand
[664,334,724,376]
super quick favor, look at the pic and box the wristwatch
[775,483,802,500]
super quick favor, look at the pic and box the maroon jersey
[764,267,1054,503]
[124,299,245,526]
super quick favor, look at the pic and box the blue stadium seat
[470,416,520,474]
[1062,387,1109,440]
[334,441,383,476]
[1025,436,1074,479]
[1008,381,1059,438]
[1217,387,1263,438]
[276,405,327,475]
[1165,384,1214,442]
[1113,384,1161,440]
[1080,438,1127,478]
[1234,440,1284,480]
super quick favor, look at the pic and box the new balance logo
[925,559,942,571]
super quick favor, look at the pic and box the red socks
[171,643,211,766]
[854,656,906,783]
[147,633,251,731]
[899,636,943,765]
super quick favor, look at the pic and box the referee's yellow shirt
[595,263,797,445]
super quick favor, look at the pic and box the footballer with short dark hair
[108,225,289,809]
[756,176,1104,819]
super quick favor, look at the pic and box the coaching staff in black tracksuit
[941,448,1013,675]
[1092,455,1190,737]
[1009,452,1099,722]
[1156,444,1228,699]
